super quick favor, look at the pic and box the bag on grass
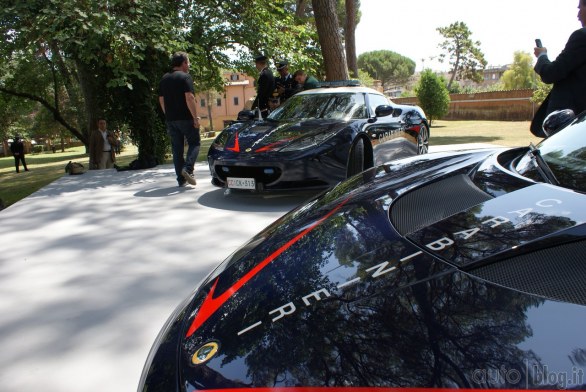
[65,161,85,175]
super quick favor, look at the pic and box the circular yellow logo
[191,341,219,365]
[245,148,252,152]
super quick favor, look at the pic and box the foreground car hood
[221,119,349,152]
[141,148,586,390]
[406,183,586,266]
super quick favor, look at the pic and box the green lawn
[431,120,540,147]
[0,121,540,208]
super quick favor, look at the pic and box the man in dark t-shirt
[158,51,201,186]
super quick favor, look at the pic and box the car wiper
[528,143,559,185]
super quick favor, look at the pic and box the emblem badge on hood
[191,341,219,365]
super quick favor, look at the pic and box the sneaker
[181,168,196,185]
[178,178,187,187]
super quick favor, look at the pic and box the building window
[233,97,239,106]
[216,98,222,107]
[230,74,239,81]
[200,99,206,108]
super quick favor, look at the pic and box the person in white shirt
[89,118,118,169]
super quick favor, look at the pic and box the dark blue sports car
[139,110,586,391]
[207,85,429,191]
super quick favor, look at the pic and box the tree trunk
[76,61,101,148]
[345,0,358,78]
[124,46,169,164]
[312,0,349,81]
[447,54,461,91]
[295,0,308,18]
[206,92,214,132]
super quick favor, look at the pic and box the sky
[355,0,582,71]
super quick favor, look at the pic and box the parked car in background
[139,110,586,391]
[207,83,429,191]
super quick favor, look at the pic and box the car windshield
[516,114,586,192]
[268,92,367,121]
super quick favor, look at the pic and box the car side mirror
[542,109,575,137]
[237,110,256,121]
[375,105,394,118]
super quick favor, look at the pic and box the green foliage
[415,69,450,125]
[357,69,375,88]
[357,50,415,89]
[437,21,487,89]
[0,0,327,163]
[500,51,537,90]
[531,79,552,105]
[447,80,463,94]
[181,0,321,88]
[0,93,36,141]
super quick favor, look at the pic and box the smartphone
[535,39,543,48]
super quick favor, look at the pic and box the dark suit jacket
[532,27,586,136]
[252,67,275,116]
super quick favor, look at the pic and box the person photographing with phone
[531,0,586,136]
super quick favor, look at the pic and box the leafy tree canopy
[437,21,487,90]
[0,0,325,161]
[531,79,552,105]
[357,50,415,90]
[501,51,537,90]
[415,69,450,126]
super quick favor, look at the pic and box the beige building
[195,72,257,134]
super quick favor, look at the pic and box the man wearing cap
[251,54,275,118]
[275,60,298,102]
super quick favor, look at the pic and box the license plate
[227,177,256,189]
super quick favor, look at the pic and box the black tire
[347,138,365,177]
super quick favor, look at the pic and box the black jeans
[14,155,28,172]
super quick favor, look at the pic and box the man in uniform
[275,59,298,102]
[251,54,275,118]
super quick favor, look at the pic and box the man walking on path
[158,52,201,187]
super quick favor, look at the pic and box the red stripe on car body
[192,388,565,392]
[227,132,240,152]
[185,197,351,338]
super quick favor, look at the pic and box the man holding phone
[531,0,586,136]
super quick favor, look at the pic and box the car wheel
[347,138,365,177]
[417,124,429,154]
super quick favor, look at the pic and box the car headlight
[279,131,338,152]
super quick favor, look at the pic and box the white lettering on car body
[424,198,565,252]
[237,198,566,336]
[237,252,421,336]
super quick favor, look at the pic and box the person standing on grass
[531,0,586,136]
[89,118,118,170]
[10,136,29,173]
[158,51,201,187]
